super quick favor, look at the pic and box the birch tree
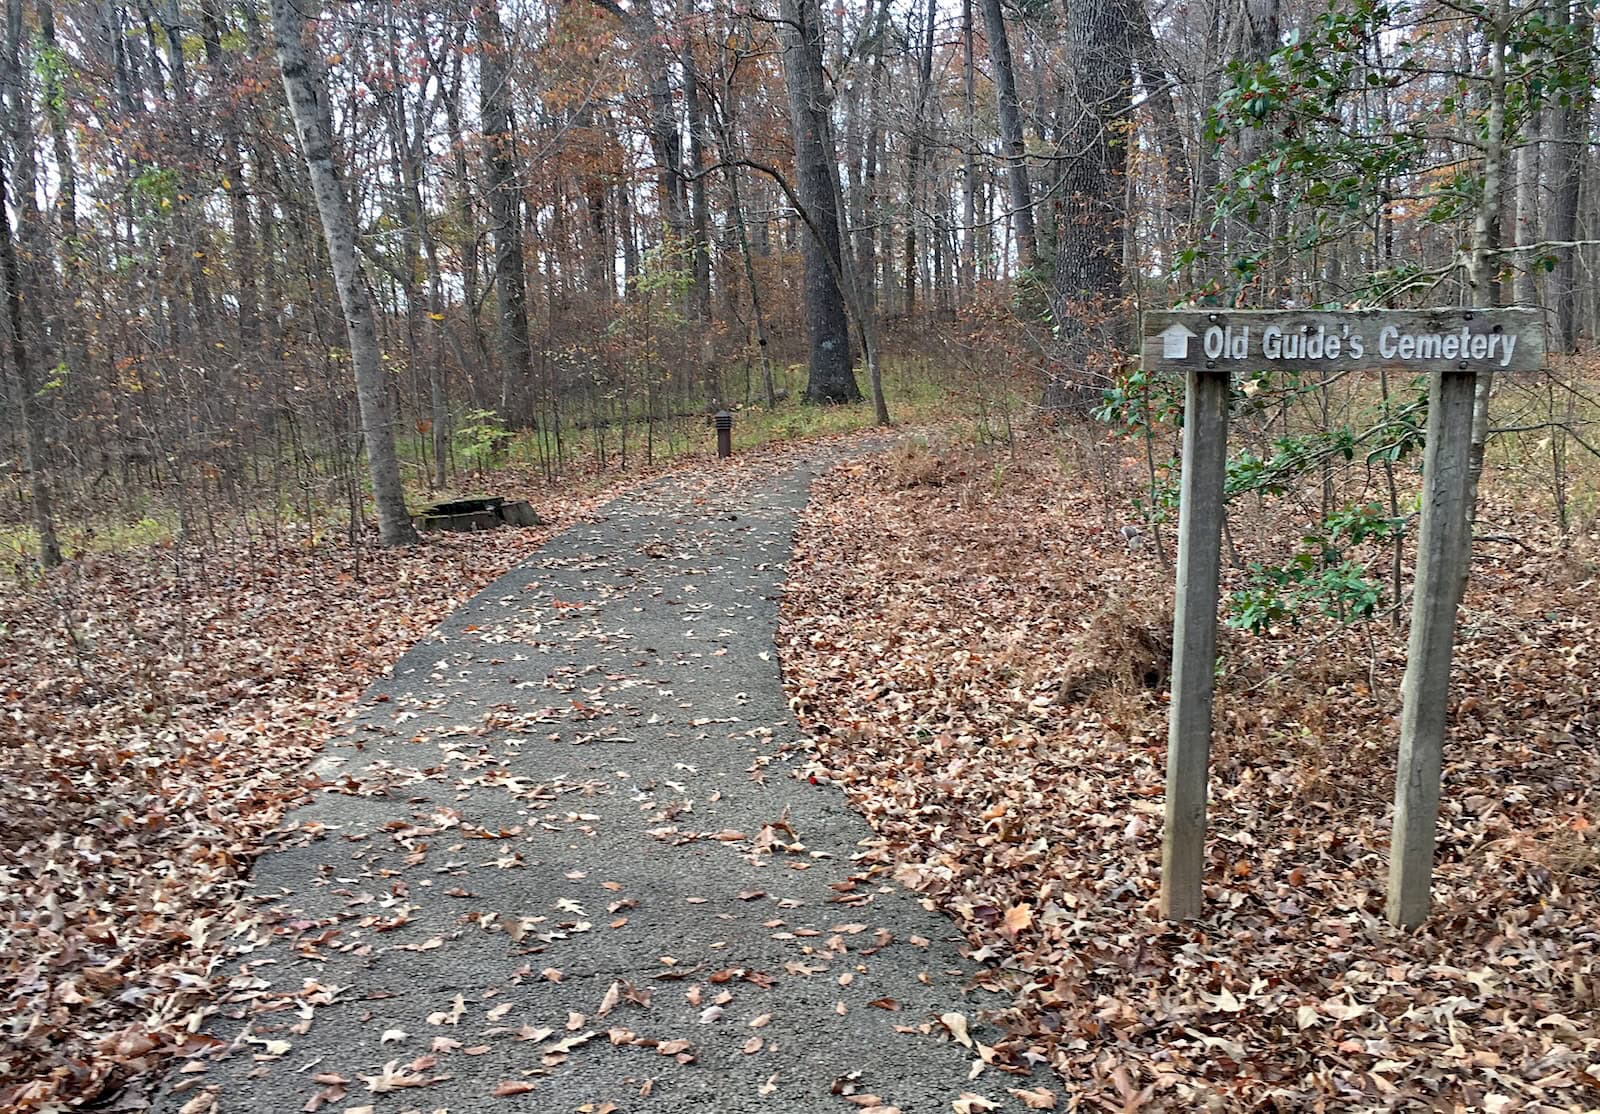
[269,0,418,546]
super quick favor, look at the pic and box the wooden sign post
[1140,308,1543,926]
[1159,365,1229,921]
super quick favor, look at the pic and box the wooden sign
[1146,305,1546,929]
[1142,308,1544,374]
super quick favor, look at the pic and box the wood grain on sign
[1142,308,1544,374]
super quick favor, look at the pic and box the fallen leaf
[1007,1086,1058,1109]
[427,995,466,1026]
[941,1012,972,1048]
[1000,903,1032,936]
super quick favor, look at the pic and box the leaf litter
[780,436,1599,1112]
[0,435,873,1110]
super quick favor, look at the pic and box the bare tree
[1550,0,1593,352]
[0,158,62,567]
[980,0,1037,272]
[778,0,863,404]
[1046,0,1133,408]
[269,0,418,545]
[477,0,534,410]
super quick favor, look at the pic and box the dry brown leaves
[0,512,596,1108]
[0,431,867,1111]
[780,435,1599,1112]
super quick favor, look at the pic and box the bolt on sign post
[1140,308,1543,926]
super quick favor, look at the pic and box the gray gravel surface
[158,449,1038,1114]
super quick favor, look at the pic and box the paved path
[162,451,1031,1114]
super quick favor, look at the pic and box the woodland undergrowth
[780,434,1599,1113]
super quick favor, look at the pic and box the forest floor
[0,433,874,1110]
[3,420,1597,1113]
[780,433,1599,1112]
[135,435,1020,1114]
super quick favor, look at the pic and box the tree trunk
[477,0,534,405]
[385,26,451,491]
[1466,0,1509,519]
[842,0,870,308]
[1220,0,1281,284]
[593,0,687,251]
[961,0,978,298]
[38,0,76,243]
[1550,0,1592,352]
[618,177,640,289]
[979,0,1036,272]
[710,92,777,408]
[200,0,260,360]
[903,0,934,316]
[4,0,51,352]
[430,34,488,398]
[860,0,890,311]
[1045,0,1132,409]
[0,158,63,567]
[680,0,713,319]
[1191,0,1227,238]
[777,0,861,404]
[1129,0,1191,216]
[269,0,417,545]
[1512,107,1542,308]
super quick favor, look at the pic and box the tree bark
[1191,0,1227,240]
[680,0,713,319]
[1046,0,1132,409]
[38,0,76,244]
[961,0,978,297]
[1512,108,1542,308]
[860,0,890,311]
[979,0,1037,272]
[385,22,451,490]
[1550,0,1592,352]
[777,0,861,404]
[592,0,686,244]
[709,87,778,408]
[200,0,259,360]
[1466,0,1509,520]
[1129,0,1191,215]
[432,34,488,399]
[476,0,534,405]
[903,0,934,316]
[4,0,51,352]
[269,0,418,545]
[0,157,63,567]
